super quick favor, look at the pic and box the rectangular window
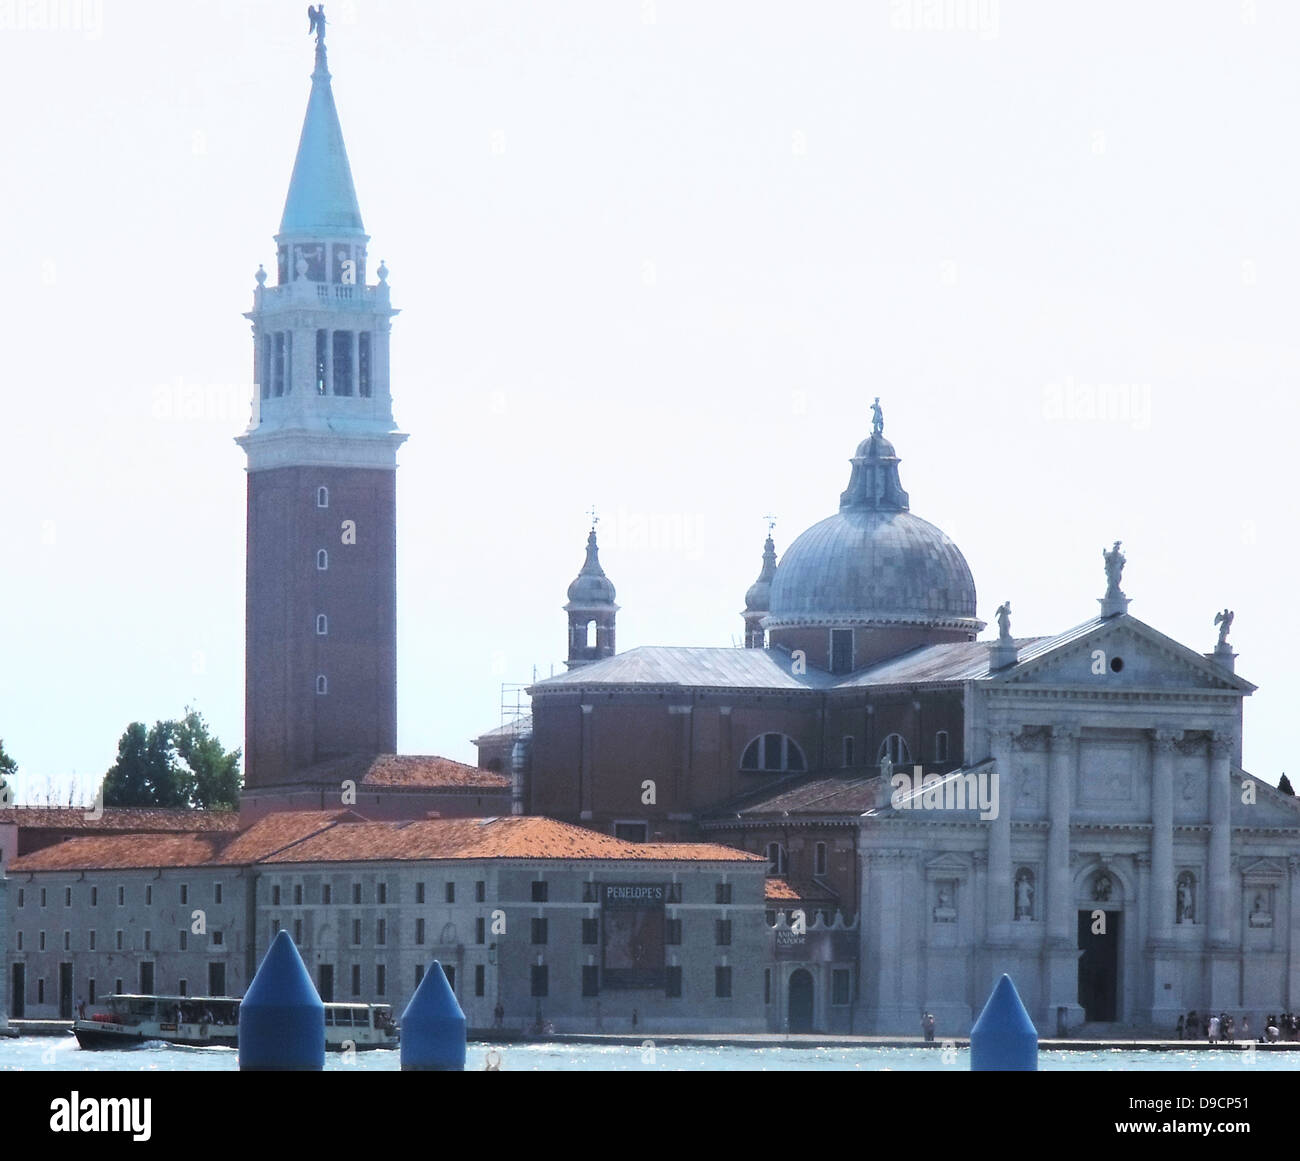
[352,919,362,946]
[377,882,387,904]
[180,884,187,906]
[145,885,152,906]
[376,918,386,946]
[315,329,328,396]
[88,979,96,1005]
[475,917,485,944]
[531,965,549,997]
[272,885,281,905]
[935,730,950,763]
[273,332,286,397]
[445,966,456,993]
[667,883,683,903]
[65,887,72,907]
[531,918,548,945]
[271,919,281,937]
[294,884,303,905]
[15,932,21,951]
[581,966,599,997]
[41,888,46,907]
[416,918,425,946]
[842,735,855,767]
[715,966,733,998]
[63,931,70,951]
[581,918,598,945]
[764,968,772,1005]
[375,964,386,996]
[214,884,222,905]
[614,821,648,842]
[415,964,425,987]
[415,882,425,904]
[665,918,682,945]
[17,888,23,908]
[715,883,732,905]
[353,883,362,904]
[832,968,852,1006]
[115,979,123,995]
[179,930,187,951]
[716,920,731,946]
[212,930,223,946]
[474,965,485,998]
[666,966,682,999]
[582,881,598,903]
[531,881,548,903]
[178,979,188,997]
[831,628,853,674]
[815,842,828,877]
[293,919,303,944]
[332,330,353,395]
[261,333,272,400]
[445,882,455,904]
[476,881,486,903]
[89,931,96,951]
[115,931,123,951]
[358,331,371,397]
[38,979,45,1005]
[90,886,97,907]
[351,965,361,997]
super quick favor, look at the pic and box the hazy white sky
[1,0,1297,800]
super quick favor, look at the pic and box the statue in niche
[1249,892,1272,928]
[1102,540,1126,597]
[1093,872,1113,902]
[1014,869,1034,920]
[1176,872,1195,924]
[932,883,956,923]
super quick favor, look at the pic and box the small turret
[564,520,618,668]
[742,523,778,648]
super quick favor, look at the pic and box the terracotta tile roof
[765,877,801,901]
[764,875,839,904]
[0,807,241,833]
[248,753,509,790]
[360,755,510,789]
[259,815,763,865]
[210,810,354,865]
[8,833,220,872]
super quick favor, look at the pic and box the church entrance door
[1077,909,1120,1022]
[788,970,814,1032]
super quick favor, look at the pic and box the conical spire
[744,532,778,613]
[566,528,617,607]
[279,25,365,237]
[838,399,910,512]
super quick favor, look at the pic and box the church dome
[765,406,981,633]
[565,528,617,608]
[744,534,778,613]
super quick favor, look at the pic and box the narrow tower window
[273,333,286,397]
[842,735,855,768]
[333,330,354,396]
[316,486,329,509]
[316,675,328,695]
[316,614,328,636]
[259,334,271,400]
[316,549,328,570]
[585,620,597,649]
[935,730,950,763]
[830,628,854,675]
[284,330,292,394]
[358,332,371,397]
[315,329,328,396]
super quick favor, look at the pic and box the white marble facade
[857,614,1300,1034]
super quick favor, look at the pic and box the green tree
[1279,773,1294,797]
[174,708,242,810]
[0,738,16,778]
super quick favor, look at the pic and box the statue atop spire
[308,5,326,46]
[871,396,884,437]
[1098,540,1131,618]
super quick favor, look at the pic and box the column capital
[971,851,988,868]
[1151,728,1184,753]
[1209,732,1235,758]
[1133,852,1152,869]
[988,725,1019,746]
[1049,723,1081,746]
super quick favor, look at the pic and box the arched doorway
[788,969,814,1032]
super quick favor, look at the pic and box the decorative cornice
[1151,728,1184,753]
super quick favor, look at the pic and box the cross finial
[763,513,777,535]
[587,504,599,530]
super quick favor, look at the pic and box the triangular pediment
[924,851,972,872]
[988,615,1254,694]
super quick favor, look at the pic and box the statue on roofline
[871,396,883,437]
[1102,540,1126,598]
[1214,608,1234,648]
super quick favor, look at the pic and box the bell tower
[237,20,406,789]
[565,520,618,668]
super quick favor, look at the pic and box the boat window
[324,1009,334,1026]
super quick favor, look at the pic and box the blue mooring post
[970,974,1038,1071]
[401,961,467,1071]
[238,929,325,1071]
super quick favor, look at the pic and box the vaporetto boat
[72,994,399,1051]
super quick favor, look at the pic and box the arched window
[765,842,788,876]
[316,614,328,636]
[740,733,806,773]
[316,486,329,509]
[877,733,912,766]
[316,549,328,571]
[315,675,328,695]
[586,620,597,649]
[934,730,950,763]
